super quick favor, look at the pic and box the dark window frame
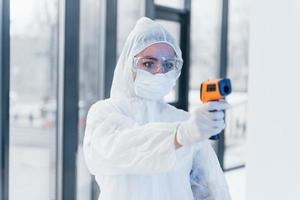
[0,0,10,199]
[55,0,81,199]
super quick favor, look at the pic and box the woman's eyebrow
[141,56,158,60]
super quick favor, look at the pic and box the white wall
[247,0,300,199]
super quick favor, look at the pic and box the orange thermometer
[200,78,232,140]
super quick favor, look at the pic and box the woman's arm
[83,100,182,176]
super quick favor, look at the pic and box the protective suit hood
[110,17,183,99]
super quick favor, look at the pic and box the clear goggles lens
[133,56,183,74]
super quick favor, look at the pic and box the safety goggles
[133,56,183,74]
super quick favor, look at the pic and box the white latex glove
[176,100,230,146]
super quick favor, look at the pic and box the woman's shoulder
[88,99,113,114]
[86,98,123,123]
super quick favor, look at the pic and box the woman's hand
[175,100,230,147]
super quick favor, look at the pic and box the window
[77,0,105,199]
[189,0,222,110]
[9,0,59,199]
[224,0,249,170]
[117,0,144,57]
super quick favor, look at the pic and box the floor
[225,168,246,200]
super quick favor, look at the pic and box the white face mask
[133,69,178,100]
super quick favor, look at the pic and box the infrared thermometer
[200,78,232,140]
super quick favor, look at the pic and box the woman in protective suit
[83,17,232,200]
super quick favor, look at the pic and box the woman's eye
[143,62,154,69]
[164,62,174,70]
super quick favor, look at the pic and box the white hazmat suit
[83,17,231,200]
